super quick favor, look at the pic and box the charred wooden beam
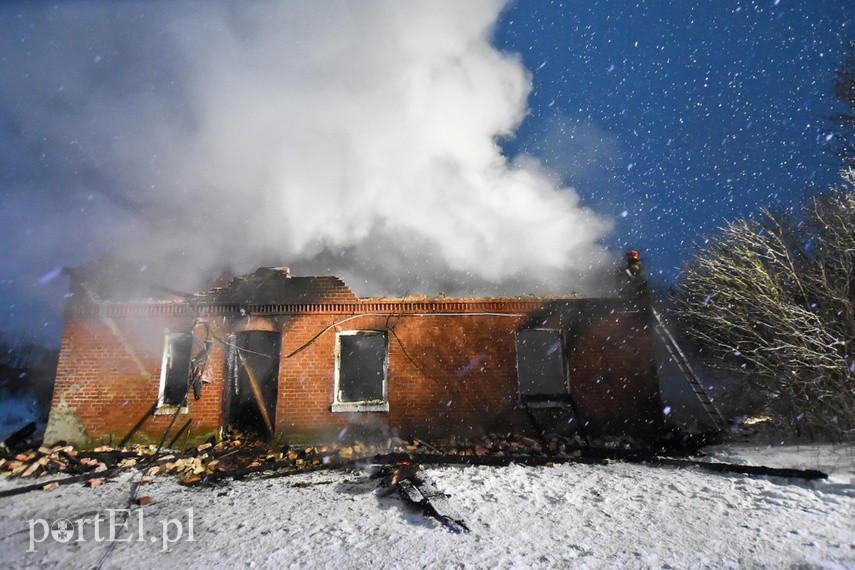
[237,352,275,437]
[397,478,469,534]
[372,461,469,534]
[167,418,194,450]
[117,403,158,448]
[641,457,828,480]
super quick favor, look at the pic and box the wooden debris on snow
[1,428,828,499]
[0,431,591,487]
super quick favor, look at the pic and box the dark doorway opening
[226,331,281,439]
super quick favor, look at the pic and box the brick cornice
[63,296,609,318]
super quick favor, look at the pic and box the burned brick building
[44,266,663,448]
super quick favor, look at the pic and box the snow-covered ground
[1,442,853,569]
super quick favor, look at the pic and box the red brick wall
[46,295,662,448]
[273,301,661,443]
[46,313,226,447]
[275,312,533,442]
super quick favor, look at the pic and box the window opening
[332,331,389,413]
[158,333,193,408]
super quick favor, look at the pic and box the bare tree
[675,170,855,436]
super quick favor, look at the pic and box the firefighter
[626,250,642,276]
[621,249,649,303]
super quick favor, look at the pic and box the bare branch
[674,169,855,436]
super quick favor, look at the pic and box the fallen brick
[21,462,42,478]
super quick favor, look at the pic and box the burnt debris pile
[0,431,827,501]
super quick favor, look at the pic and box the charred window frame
[332,330,389,413]
[156,332,193,414]
[515,328,569,408]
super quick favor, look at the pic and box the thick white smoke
[1,0,614,332]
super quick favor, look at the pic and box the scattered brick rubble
[0,430,827,500]
[0,432,625,490]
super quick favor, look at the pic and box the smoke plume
[0,1,613,341]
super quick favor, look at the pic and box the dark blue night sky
[0,1,853,346]
[496,0,853,283]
